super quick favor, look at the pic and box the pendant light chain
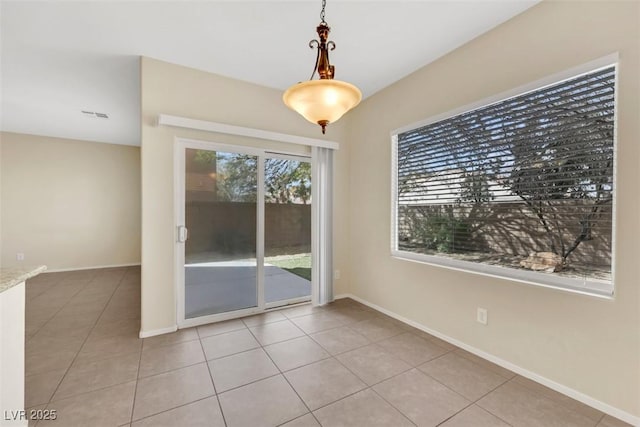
[310,0,328,81]
[320,0,327,24]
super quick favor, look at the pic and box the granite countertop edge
[0,265,47,294]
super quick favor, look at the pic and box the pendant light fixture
[283,0,362,134]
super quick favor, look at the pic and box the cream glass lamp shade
[283,79,362,129]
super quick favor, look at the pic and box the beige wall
[346,0,639,418]
[0,132,141,270]
[140,57,351,334]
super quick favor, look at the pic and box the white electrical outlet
[477,308,488,325]
[16,253,25,261]
[334,269,341,280]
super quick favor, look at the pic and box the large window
[392,62,616,296]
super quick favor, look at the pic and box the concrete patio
[185,261,311,318]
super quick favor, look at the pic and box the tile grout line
[322,342,418,426]
[306,332,372,358]
[135,339,205,379]
[24,279,63,339]
[119,334,331,395]
[484,376,603,426]
[292,313,418,425]
[434,402,513,427]
[416,344,572,427]
[322,315,514,426]
[197,332,229,427]
[289,310,484,425]
[25,275,100,385]
[25,270,136,403]
[24,271,129,417]
[128,395,219,426]
[213,371,282,397]
[200,328,373,397]
[31,275,129,416]
[310,353,381,410]
[507,374,604,422]
[42,271,129,407]
[128,334,145,425]
[421,358,511,403]
[367,386,419,427]
[45,374,139,406]
[274,412,314,427]
[244,318,324,426]
[430,373,515,427]
[25,277,91,341]
[125,337,216,421]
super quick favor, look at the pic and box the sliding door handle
[177,225,188,243]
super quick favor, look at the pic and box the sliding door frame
[175,137,314,329]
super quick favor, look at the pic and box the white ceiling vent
[81,110,109,119]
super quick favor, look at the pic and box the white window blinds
[393,65,616,296]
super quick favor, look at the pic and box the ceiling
[1,1,539,146]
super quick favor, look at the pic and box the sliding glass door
[182,146,262,319]
[177,141,311,326]
[264,156,312,307]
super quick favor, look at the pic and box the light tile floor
[23,267,631,427]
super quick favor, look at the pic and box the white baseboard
[44,263,141,273]
[139,325,177,338]
[335,293,639,426]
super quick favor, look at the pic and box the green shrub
[410,212,470,253]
